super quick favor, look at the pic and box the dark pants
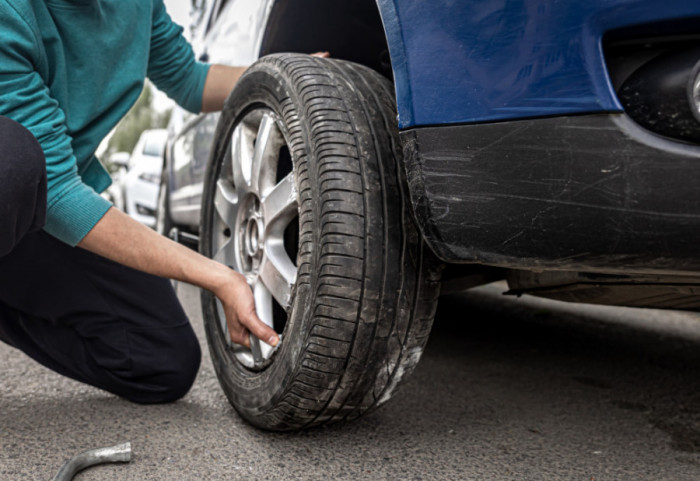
[0,116,200,403]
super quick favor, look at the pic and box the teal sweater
[0,0,210,245]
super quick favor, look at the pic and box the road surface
[2,282,700,480]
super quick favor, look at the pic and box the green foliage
[104,83,171,173]
[157,108,172,130]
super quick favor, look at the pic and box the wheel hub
[241,197,265,271]
[245,217,262,257]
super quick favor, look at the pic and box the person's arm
[77,61,286,347]
[78,207,278,348]
[201,64,246,112]
[73,3,277,346]
[88,1,327,344]
[78,57,277,346]
[201,52,329,112]
[0,1,113,246]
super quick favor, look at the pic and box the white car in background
[102,151,130,210]
[122,129,168,227]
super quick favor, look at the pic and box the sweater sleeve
[147,0,211,113]
[0,2,112,246]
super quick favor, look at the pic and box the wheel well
[259,0,393,80]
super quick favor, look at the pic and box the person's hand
[213,268,279,348]
[311,51,330,58]
[78,208,278,348]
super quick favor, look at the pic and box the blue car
[158,0,700,430]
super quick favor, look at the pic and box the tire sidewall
[155,171,173,237]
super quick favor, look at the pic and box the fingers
[216,269,280,349]
[227,323,251,348]
[238,307,279,347]
[227,316,278,348]
[311,51,330,58]
[224,297,279,348]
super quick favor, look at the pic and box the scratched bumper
[401,114,700,275]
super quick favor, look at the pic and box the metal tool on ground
[52,442,132,481]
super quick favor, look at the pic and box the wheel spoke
[253,280,274,329]
[261,172,297,232]
[219,144,233,184]
[252,113,284,197]
[249,281,277,365]
[215,300,230,346]
[214,178,237,229]
[249,335,263,365]
[213,238,235,268]
[231,123,253,194]
[260,243,296,310]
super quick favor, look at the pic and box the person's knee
[0,116,46,192]
[125,323,202,404]
[155,329,202,403]
[0,116,47,256]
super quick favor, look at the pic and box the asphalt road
[2,282,700,480]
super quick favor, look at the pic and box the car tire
[121,189,129,215]
[200,53,442,430]
[155,172,174,237]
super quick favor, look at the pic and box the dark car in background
[158,0,700,430]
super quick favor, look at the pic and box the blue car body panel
[165,0,700,276]
[377,0,700,128]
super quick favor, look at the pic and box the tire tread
[201,53,441,430]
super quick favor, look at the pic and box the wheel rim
[211,109,298,369]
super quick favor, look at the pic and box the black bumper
[401,114,700,275]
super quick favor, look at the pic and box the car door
[166,0,275,228]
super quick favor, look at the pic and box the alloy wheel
[210,109,298,370]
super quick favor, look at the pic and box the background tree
[104,83,171,172]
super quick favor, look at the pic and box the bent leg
[0,232,201,403]
[0,116,47,257]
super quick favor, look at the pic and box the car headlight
[690,59,700,123]
[138,172,160,184]
[619,47,700,143]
